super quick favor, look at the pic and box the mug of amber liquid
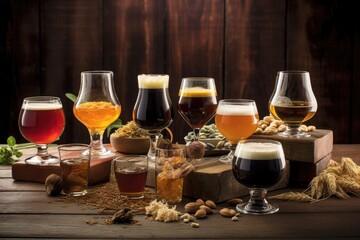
[155,147,187,204]
[58,144,91,196]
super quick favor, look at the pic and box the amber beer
[269,101,315,124]
[232,142,286,188]
[215,105,259,144]
[133,76,173,130]
[19,101,65,144]
[61,158,89,195]
[73,101,121,134]
[178,88,217,129]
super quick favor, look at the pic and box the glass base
[25,155,59,165]
[218,150,234,164]
[236,202,279,215]
[278,127,311,138]
[82,147,112,156]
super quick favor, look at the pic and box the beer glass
[73,71,121,156]
[215,99,259,164]
[18,96,65,165]
[232,139,286,215]
[178,77,217,143]
[269,71,317,138]
[133,74,173,161]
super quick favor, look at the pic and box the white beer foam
[216,105,257,115]
[22,102,63,110]
[235,142,282,160]
[138,74,169,88]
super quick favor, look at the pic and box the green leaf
[65,93,77,103]
[106,119,123,137]
[7,136,16,147]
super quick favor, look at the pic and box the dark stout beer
[232,142,285,188]
[178,88,217,129]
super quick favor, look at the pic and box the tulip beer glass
[233,139,286,215]
[73,71,121,155]
[178,77,217,145]
[269,71,317,138]
[133,74,173,161]
[18,96,65,165]
[215,99,259,164]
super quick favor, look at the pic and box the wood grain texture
[286,0,354,143]
[166,0,224,142]
[225,0,286,118]
[103,0,166,125]
[0,1,359,144]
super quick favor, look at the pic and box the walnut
[45,174,63,196]
[186,141,205,159]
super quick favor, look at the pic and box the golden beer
[216,114,259,144]
[73,101,121,135]
[269,101,315,124]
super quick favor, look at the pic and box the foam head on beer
[235,142,284,160]
[22,102,63,110]
[178,87,217,97]
[216,104,258,116]
[138,74,169,88]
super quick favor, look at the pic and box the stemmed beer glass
[18,96,65,165]
[178,77,217,153]
[269,71,317,137]
[232,139,286,215]
[215,99,259,164]
[73,71,121,156]
[133,74,173,161]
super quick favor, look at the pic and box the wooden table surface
[1,144,360,239]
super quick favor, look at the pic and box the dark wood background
[1,0,359,145]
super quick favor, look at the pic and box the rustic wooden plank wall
[0,0,359,144]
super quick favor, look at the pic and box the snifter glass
[133,74,173,161]
[178,77,217,156]
[18,96,65,165]
[232,139,286,215]
[73,71,121,156]
[215,99,259,164]
[269,70,317,138]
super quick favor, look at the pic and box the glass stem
[193,128,200,141]
[248,188,268,207]
[148,130,161,161]
[36,144,50,160]
[90,131,104,152]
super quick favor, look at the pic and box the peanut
[205,200,216,209]
[194,209,207,219]
[184,202,201,214]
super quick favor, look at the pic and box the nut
[308,125,316,131]
[191,222,200,228]
[199,205,213,214]
[45,174,63,196]
[231,216,239,221]
[195,199,205,205]
[205,200,216,209]
[194,209,207,219]
[184,202,201,214]
[220,208,237,218]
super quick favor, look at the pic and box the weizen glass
[73,71,121,155]
[114,155,148,199]
[215,99,259,164]
[18,96,65,165]
[133,74,173,161]
[232,139,286,215]
[178,77,217,159]
[58,144,90,196]
[269,71,317,138]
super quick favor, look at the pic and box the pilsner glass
[73,71,121,156]
[133,74,173,161]
[232,139,286,215]
[178,77,217,147]
[215,99,259,164]
[269,71,317,138]
[18,96,65,165]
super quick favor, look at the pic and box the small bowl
[110,134,149,154]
